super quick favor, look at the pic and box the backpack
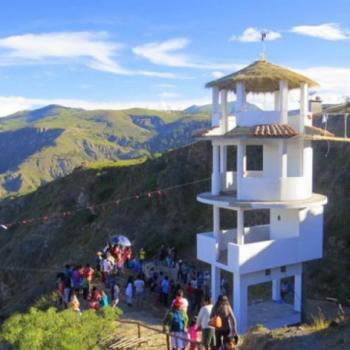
[171,310,185,332]
[209,315,222,329]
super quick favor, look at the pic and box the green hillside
[0,140,349,319]
[0,105,210,198]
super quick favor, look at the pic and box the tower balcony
[211,171,312,201]
[197,223,323,274]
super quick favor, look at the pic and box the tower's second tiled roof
[253,124,298,137]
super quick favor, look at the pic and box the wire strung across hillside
[0,177,211,229]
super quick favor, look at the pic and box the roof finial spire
[259,30,268,61]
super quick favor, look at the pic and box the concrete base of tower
[248,301,301,331]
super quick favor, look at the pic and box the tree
[1,306,121,350]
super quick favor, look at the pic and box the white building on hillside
[196,58,334,334]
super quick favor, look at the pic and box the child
[188,317,200,350]
[220,336,238,350]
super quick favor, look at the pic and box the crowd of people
[163,291,238,350]
[55,241,239,349]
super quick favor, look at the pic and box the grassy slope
[0,140,349,319]
[0,105,209,198]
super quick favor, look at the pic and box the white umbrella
[111,235,131,247]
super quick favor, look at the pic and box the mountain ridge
[0,105,211,198]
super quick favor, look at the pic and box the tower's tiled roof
[196,124,335,139]
[253,124,298,137]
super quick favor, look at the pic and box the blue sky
[0,0,349,116]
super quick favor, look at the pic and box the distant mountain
[183,101,261,114]
[0,105,210,198]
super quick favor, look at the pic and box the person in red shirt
[124,247,132,265]
[83,263,95,290]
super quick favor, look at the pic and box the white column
[272,279,281,301]
[233,274,248,334]
[274,91,280,111]
[300,83,308,132]
[279,140,287,178]
[236,82,246,112]
[294,273,302,312]
[220,145,227,173]
[279,80,288,124]
[220,145,227,191]
[213,206,220,238]
[220,89,228,133]
[212,144,220,195]
[212,87,220,127]
[237,208,244,245]
[236,142,245,199]
[211,266,221,304]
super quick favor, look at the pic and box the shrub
[1,306,122,350]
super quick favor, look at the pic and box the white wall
[239,176,310,201]
[263,142,280,178]
[287,141,303,177]
[236,111,281,126]
[226,206,324,274]
[270,209,300,239]
[197,233,217,264]
[299,205,324,260]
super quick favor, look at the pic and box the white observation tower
[196,58,331,333]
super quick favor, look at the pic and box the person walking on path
[196,295,215,350]
[112,283,120,307]
[138,248,146,271]
[163,305,189,350]
[125,276,134,306]
[188,317,200,350]
[134,274,145,307]
[210,296,238,350]
[161,276,170,307]
[69,291,81,313]
[171,289,189,313]
[100,290,109,308]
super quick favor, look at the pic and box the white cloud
[245,66,350,110]
[230,27,281,42]
[290,23,350,40]
[211,71,225,79]
[0,31,178,78]
[0,95,211,117]
[154,83,176,89]
[160,92,181,98]
[133,38,237,70]
[297,66,350,101]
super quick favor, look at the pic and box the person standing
[83,263,94,291]
[171,289,189,314]
[163,305,189,350]
[69,291,81,313]
[210,296,238,349]
[125,276,134,306]
[100,290,109,308]
[134,274,145,307]
[196,296,215,350]
[161,276,170,307]
[112,283,120,307]
[138,248,146,271]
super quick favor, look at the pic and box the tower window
[246,145,263,171]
